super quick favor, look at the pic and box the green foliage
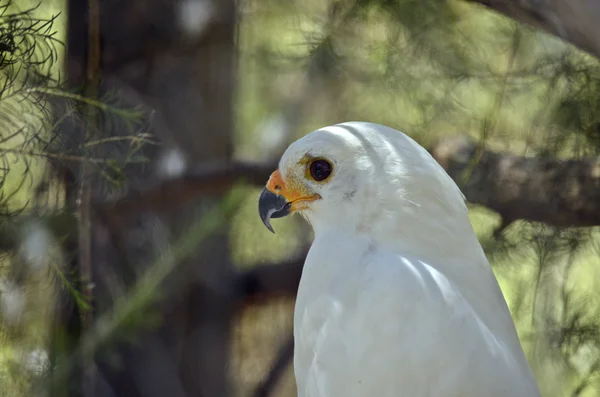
[0,2,156,396]
[553,57,600,154]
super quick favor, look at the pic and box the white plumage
[258,122,541,397]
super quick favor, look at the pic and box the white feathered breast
[262,122,541,397]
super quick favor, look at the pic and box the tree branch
[0,163,276,251]
[102,162,275,222]
[6,135,600,252]
[468,0,600,59]
[430,136,600,228]
[235,256,305,307]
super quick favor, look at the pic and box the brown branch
[235,256,305,307]
[12,133,600,255]
[430,136,600,228]
[0,163,276,251]
[468,0,600,59]
[102,162,276,222]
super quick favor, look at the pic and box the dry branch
[102,162,275,222]
[430,136,600,228]
[469,0,600,59]
[6,135,600,254]
[0,163,277,252]
[236,256,305,306]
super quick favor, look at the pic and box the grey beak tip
[258,187,290,233]
[265,220,275,234]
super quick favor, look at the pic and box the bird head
[258,122,470,250]
[258,122,372,233]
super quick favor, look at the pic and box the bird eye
[309,159,332,182]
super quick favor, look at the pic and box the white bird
[258,122,541,397]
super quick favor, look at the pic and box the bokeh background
[1,0,600,396]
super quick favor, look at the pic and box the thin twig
[236,254,306,306]
[0,147,147,164]
[79,0,102,393]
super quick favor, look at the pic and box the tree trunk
[56,1,237,396]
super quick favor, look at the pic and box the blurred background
[0,0,600,396]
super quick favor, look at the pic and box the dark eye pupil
[310,160,332,181]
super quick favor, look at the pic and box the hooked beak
[258,169,319,233]
[258,187,291,233]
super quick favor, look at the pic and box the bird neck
[309,202,482,267]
